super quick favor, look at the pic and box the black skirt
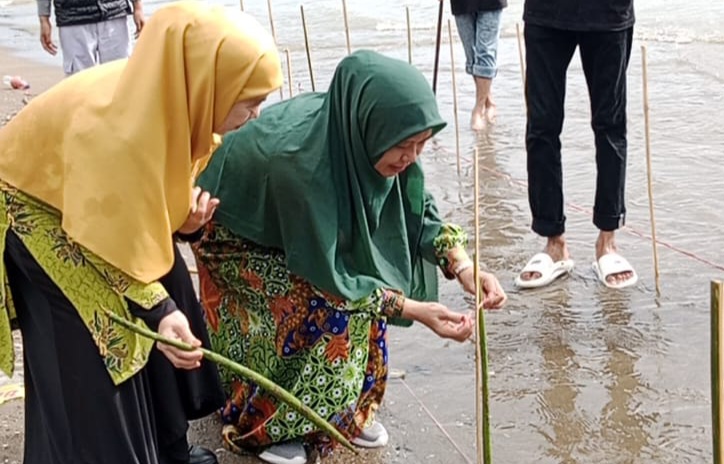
[147,243,225,461]
[4,233,224,464]
[5,230,160,464]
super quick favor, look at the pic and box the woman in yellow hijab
[0,2,282,464]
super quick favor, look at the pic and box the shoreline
[0,45,62,124]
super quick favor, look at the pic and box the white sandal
[592,253,638,289]
[514,252,574,289]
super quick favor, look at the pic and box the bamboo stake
[341,0,351,55]
[712,281,724,464]
[641,44,660,295]
[431,0,443,94]
[447,19,461,177]
[515,23,525,90]
[266,0,283,100]
[405,6,412,64]
[284,48,293,98]
[473,148,492,463]
[300,5,316,92]
[266,0,278,44]
[104,309,356,452]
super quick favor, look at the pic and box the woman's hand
[402,299,474,342]
[156,310,203,369]
[458,266,507,310]
[178,187,220,235]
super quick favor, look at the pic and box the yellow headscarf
[0,1,282,283]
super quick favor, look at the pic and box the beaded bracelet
[381,290,406,319]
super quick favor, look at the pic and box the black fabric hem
[523,16,635,32]
[593,212,626,232]
[531,217,566,238]
[129,297,177,331]
[174,228,205,244]
[451,0,507,16]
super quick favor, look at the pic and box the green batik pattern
[432,223,468,272]
[0,217,11,376]
[195,223,386,451]
[261,315,370,443]
[0,181,167,384]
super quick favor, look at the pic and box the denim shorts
[454,9,503,79]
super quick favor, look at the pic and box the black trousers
[524,24,633,237]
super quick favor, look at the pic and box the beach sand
[0,48,418,464]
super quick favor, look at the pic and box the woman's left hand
[458,267,507,310]
[178,187,220,235]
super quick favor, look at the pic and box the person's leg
[97,16,132,64]
[58,23,99,75]
[5,231,160,464]
[472,9,503,126]
[579,27,635,286]
[454,13,483,129]
[520,24,578,281]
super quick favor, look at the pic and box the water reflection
[597,291,655,463]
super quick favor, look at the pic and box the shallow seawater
[1,0,724,462]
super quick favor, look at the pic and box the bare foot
[471,105,486,131]
[520,235,570,281]
[595,231,634,286]
[485,97,497,124]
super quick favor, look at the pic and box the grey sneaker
[351,421,389,448]
[257,441,307,464]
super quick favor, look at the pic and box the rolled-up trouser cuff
[532,216,566,238]
[470,64,496,79]
[594,211,626,232]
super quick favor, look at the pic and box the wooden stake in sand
[300,5,316,92]
[712,281,724,464]
[515,23,525,90]
[266,0,283,100]
[341,0,352,55]
[431,0,443,94]
[641,44,661,295]
[406,6,412,64]
[284,48,294,98]
[473,148,492,464]
[447,19,461,177]
[266,0,278,44]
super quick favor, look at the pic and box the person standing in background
[37,0,144,75]
[451,0,507,131]
[516,0,637,290]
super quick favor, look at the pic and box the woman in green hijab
[192,50,506,464]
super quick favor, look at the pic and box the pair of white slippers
[514,251,638,289]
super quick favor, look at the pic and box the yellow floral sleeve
[0,180,165,385]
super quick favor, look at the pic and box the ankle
[544,235,568,261]
[596,231,617,256]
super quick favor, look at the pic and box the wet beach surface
[2,0,724,462]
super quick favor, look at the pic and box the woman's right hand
[156,310,204,369]
[402,299,474,342]
[177,187,220,235]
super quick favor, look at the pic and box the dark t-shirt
[451,0,507,17]
[523,0,635,31]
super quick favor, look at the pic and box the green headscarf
[198,50,447,302]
